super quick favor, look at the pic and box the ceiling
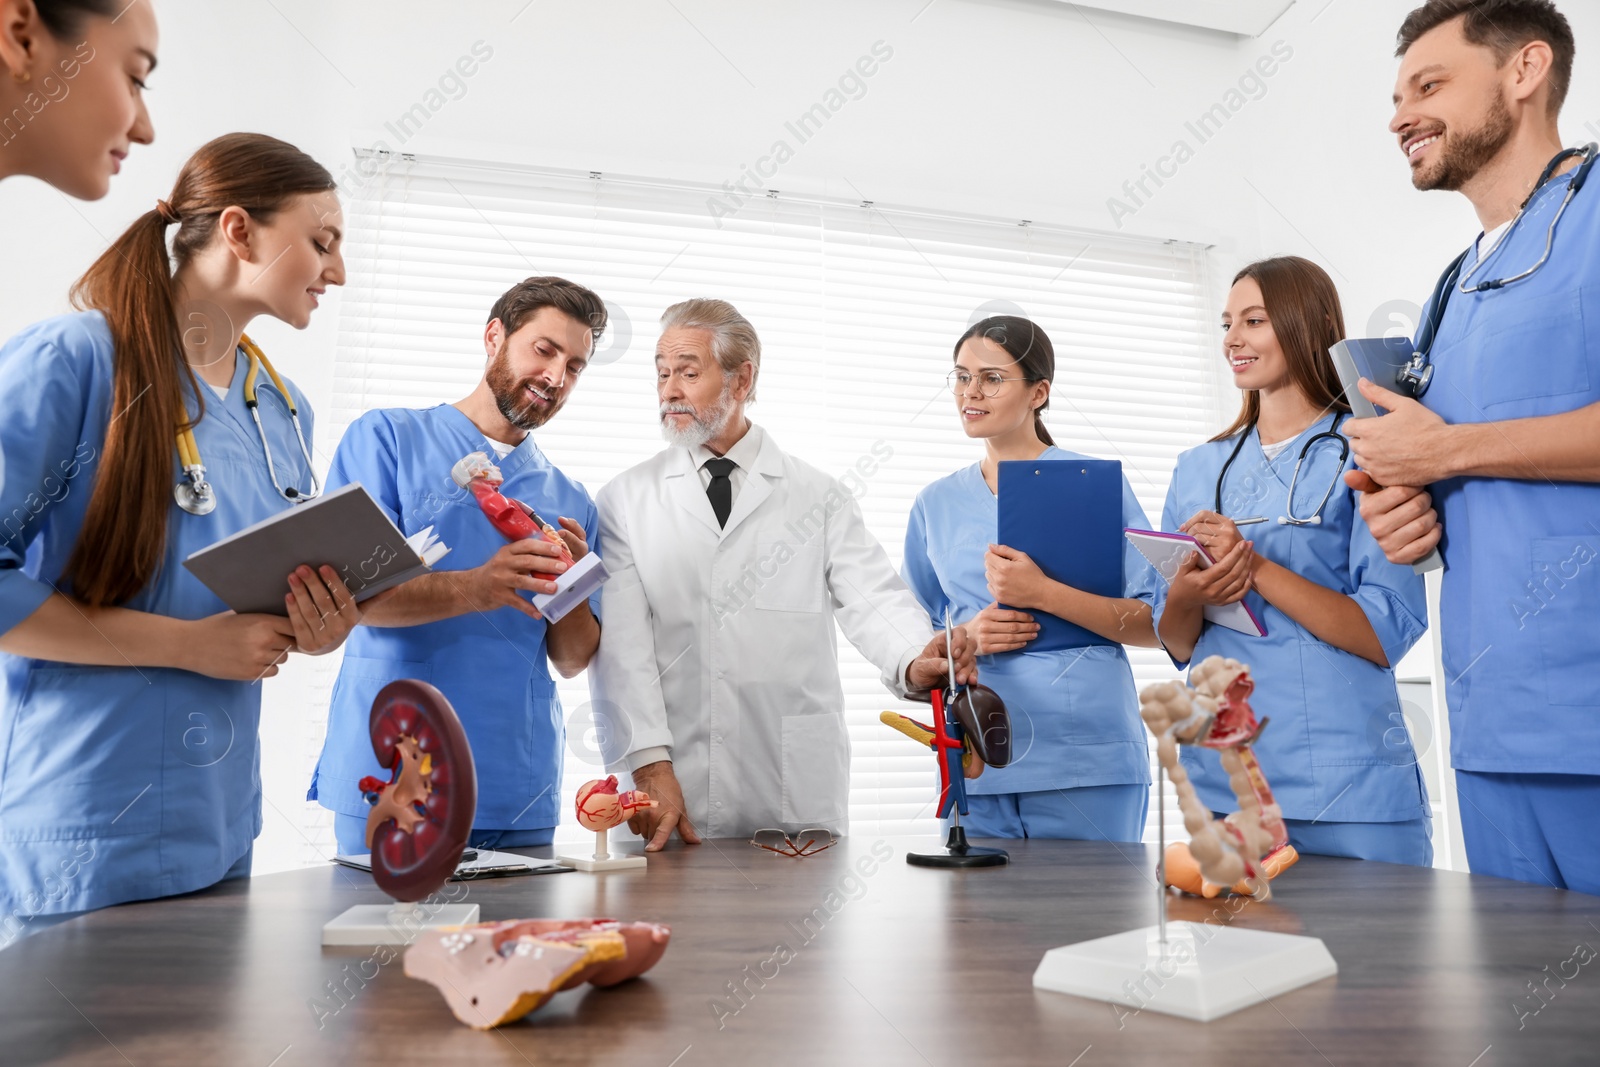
[1042,0,1297,38]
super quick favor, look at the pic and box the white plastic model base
[558,827,647,872]
[321,900,480,946]
[534,552,608,622]
[1032,920,1337,1022]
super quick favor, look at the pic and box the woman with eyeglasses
[900,315,1162,842]
[0,134,363,945]
[1155,255,1431,865]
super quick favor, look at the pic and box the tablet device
[1327,339,1445,574]
[1329,337,1417,418]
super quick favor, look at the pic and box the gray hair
[660,298,762,403]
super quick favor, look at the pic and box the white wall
[3,0,1596,873]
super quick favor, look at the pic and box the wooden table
[4,836,1599,1066]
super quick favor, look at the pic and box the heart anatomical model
[574,775,656,832]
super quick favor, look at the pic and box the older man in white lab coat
[591,298,974,849]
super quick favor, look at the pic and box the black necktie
[704,457,736,528]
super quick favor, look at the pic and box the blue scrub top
[1154,414,1430,823]
[307,405,599,830]
[902,448,1160,794]
[1415,173,1600,775]
[0,311,316,918]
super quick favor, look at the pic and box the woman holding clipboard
[1155,256,1431,865]
[0,134,363,944]
[901,316,1162,842]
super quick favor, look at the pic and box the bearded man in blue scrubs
[310,277,606,852]
[1346,0,1600,894]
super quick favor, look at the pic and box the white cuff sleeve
[624,746,672,774]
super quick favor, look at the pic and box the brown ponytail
[66,133,335,606]
[954,315,1056,446]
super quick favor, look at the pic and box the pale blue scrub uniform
[902,448,1160,841]
[1413,165,1600,895]
[308,405,598,854]
[0,312,315,935]
[1155,414,1432,865]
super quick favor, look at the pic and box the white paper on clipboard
[1124,528,1267,637]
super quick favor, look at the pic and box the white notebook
[1124,528,1266,638]
[183,482,449,616]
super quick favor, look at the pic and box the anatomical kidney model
[1140,656,1299,901]
[406,918,672,1028]
[359,679,477,901]
[322,680,480,945]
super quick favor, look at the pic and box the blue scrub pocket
[1529,536,1600,706]
[1478,288,1590,410]
[0,667,162,839]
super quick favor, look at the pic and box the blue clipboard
[996,458,1124,652]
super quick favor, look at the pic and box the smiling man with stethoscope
[309,276,606,856]
[1345,0,1600,896]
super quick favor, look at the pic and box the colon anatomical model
[406,918,672,1028]
[1140,656,1299,901]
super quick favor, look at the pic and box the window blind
[305,154,1219,856]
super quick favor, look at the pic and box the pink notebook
[1124,528,1266,637]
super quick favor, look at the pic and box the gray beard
[660,387,735,448]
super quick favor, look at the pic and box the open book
[183,483,450,616]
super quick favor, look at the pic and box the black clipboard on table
[996,458,1124,651]
[333,848,571,880]
[183,483,450,616]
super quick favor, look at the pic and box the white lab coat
[590,424,931,838]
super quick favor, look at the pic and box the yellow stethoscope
[174,334,321,516]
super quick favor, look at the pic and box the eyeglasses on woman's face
[947,368,1029,398]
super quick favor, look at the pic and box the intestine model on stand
[1139,656,1299,901]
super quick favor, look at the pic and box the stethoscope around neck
[1396,142,1598,401]
[1215,412,1349,526]
[174,334,321,516]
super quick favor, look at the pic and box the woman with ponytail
[0,0,157,198]
[899,315,1163,841]
[0,133,362,940]
[1153,257,1430,866]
